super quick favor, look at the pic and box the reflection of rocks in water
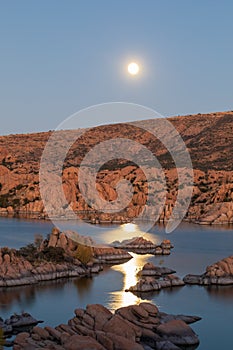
[130,286,184,300]
[73,277,93,299]
[0,286,36,311]
[0,279,68,311]
[205,285,233,301]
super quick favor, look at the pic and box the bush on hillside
[75,244,93,265]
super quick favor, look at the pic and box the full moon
[128,62,139,75]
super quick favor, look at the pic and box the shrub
[12,198,20,208]
[0,195,9,208]
[75,244,93,265]
[18,243,65,264]
[223,196,231,202]
[41,246,65,263]
[1,247,12,255]
[24,198,31,205]
[16,184,24,190]
[18,244,37,262]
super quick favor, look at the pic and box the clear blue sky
[0,0,233,135]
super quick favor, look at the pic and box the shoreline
[0,262,103,288]
[1,212,233,226]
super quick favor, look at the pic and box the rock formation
[46,228,132,264]
[138,262,176,277]
[126,263,184,293]
[184,256,233,285]
[112,237,173,255]
[0,246,96,288]
[0,312,42,347]
[13,302,201,350]
[0,228,132,288]
[0,111,232,225]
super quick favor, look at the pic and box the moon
[128,62,139,75]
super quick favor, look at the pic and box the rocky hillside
[0,111,233,224]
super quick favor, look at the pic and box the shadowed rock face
[13,302,201,350]
[184,256,233,285]
[0,312,43,347]
[0,111,232,224]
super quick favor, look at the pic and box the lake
[0,217,233,349]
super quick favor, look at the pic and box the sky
[0,0,233,135]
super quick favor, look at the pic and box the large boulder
[157,319,199,346]
[85,304,112,330]
[103,315,138,341]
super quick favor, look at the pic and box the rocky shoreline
[0,257,102,288]
[0,228,133,288]
[1,211,233,226]
[126,263,184,293]
[13,302,201,350]
[184,255,233,285]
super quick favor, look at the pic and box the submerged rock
[13,302,200,350]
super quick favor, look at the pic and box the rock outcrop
[126,263,184,293]
[112,237,173,255]
[92,246,132,264]
[0,246,97,288]
[0,111,233,225]
[184,256,233,285]
[13,303,201,350]
[0,312,42,347]
[46,228,132,264]
[138,262,176,277]
[0,228,132,288]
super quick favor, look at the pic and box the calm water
[0,217,233,349]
